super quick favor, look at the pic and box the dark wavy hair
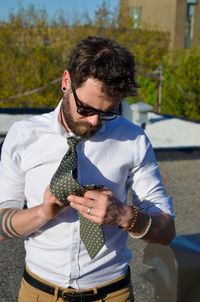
[68,36,139,99]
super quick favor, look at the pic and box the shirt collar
[49,99,69,138]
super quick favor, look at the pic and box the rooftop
[145,112,200,148]
[0,108,200,151]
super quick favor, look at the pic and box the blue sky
[0,0,119,22]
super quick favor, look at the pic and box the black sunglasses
[71,81,120,121]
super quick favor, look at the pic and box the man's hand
[68,188,133,227]
[68,188,176,245]
[41,185,68,220]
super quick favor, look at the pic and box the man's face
[61,77,121,139]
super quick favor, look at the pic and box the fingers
[67,190,113,224]
[68,195,98,216]
[84,188,114,199]
[68,196,101,223]
[44,185,65,207]
[67,189,111,212]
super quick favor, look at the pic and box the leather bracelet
[129,212,152,239]
[119,205,138,231]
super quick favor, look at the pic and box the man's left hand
[68,189,133,227]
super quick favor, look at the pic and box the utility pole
[156,63,163,113]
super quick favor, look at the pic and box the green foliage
[137,76,158,109]
[127,48,200,120]
[4,0,198,121]
[161,47,200,120]
[0,5,72,107]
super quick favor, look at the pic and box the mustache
[78,121,102,130]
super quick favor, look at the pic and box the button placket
[70,222,80,279]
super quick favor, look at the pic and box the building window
[185,1,197,48]
[132,7,143,28]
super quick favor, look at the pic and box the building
[121,0,200,49]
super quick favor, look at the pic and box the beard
[61,92,103,139]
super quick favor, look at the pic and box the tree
[0,1,170,108]
[0,5,72,107]
[161,47,200,120]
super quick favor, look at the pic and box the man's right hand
[0,185,68,242]
[42,185,68,219]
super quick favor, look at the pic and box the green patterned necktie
[50,137,105,259]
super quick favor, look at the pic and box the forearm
[133,212,175,245]
[0,206,50,242]
[119,205,176,245]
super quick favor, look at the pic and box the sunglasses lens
[78,108,119,120]
[77,107,96,116]
[99,114,119,121]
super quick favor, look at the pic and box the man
[0,36,175,302]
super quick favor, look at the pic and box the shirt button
[72,256,75,262]
[74,228,78,233]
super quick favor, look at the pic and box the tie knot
[67,137,82,148]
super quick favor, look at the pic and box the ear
[62,70,71,91]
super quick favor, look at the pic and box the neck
[60,107,71,133]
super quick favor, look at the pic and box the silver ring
[87,207,91,215]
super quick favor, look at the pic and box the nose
[86,114,100,126]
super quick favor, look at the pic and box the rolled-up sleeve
[127,133,174,217]
[0,124,25,209]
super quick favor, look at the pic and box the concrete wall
[174,0,187,49]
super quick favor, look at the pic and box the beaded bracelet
[119,205,138,232]
[129,212,152,239]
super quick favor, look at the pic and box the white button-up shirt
[0,101,174,289]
